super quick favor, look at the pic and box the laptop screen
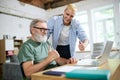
[98,41,113,63]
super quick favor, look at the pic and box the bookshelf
[0,39,14,63]
[14,39,23,49]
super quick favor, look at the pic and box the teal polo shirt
[18,39,56,66]
[17,39,56,80]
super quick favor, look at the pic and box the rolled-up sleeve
[47,17,55,38]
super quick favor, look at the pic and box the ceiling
[18,0,83,10]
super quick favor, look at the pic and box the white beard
[34,33,47,43]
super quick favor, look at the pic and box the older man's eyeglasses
[34,26,49,32]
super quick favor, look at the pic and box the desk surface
[31,59,120,80]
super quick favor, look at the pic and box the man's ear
[31,27,35,34]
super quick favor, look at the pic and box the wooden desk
[31,59,120,80]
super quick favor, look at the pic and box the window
[74,4,119,52]
[92,5,115,43]
[117,2,120,50]
[75,11,90,51]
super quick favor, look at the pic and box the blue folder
[43,71,65,76]
[65,69,110,80]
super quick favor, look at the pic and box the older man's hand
[66,58,78,64]
[48,50,60,61]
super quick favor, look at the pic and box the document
[75,59,99,66]
[51,65,98,72]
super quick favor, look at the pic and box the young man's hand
[78,40,89,52]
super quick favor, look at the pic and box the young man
[18,19,69,80]
[47,4,89,63]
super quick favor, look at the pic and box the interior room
[0,0,120,80]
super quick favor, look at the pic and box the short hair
[65,4,77,13]
[30,19,46,34]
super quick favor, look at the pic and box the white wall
[46,6,65,20]
[0,14,31,41]
[0,0,46,19]
[0,0,47,41]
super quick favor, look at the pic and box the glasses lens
[34,27,49,32]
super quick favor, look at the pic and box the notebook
[65,69,110,80]
[76,41,113,67]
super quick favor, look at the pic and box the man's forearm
[23,58,54,78]
[55,57,68,65]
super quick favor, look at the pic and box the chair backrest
[3,62,24,80]
[3,55,24,80]
[91,42,104,59]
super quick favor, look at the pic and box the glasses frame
[34,26,49,32]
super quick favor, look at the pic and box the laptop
[75,41,113,67]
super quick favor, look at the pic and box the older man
[18,19,62,80]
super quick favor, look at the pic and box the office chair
[2,55,24,80]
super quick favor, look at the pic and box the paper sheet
[76,59,98,66]
[51,65,98,72]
